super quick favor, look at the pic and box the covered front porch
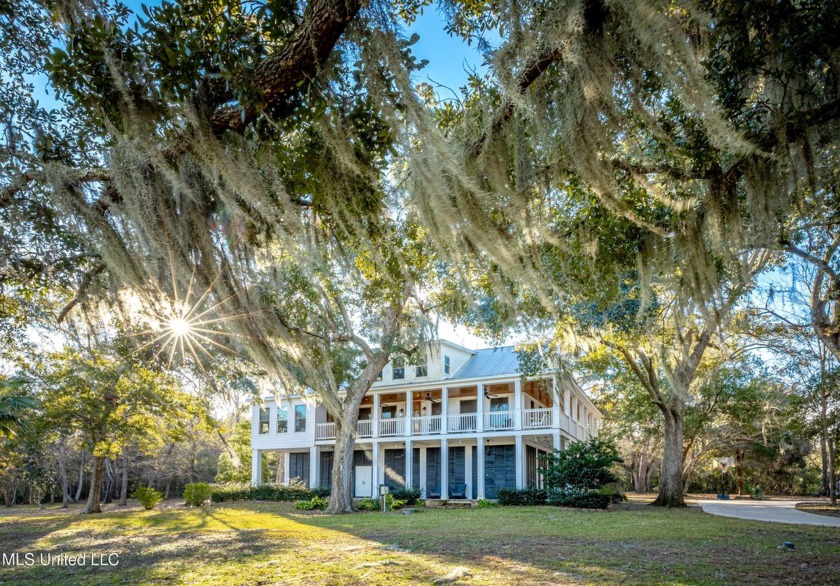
[253,434,556,500]
[313,378,564,441]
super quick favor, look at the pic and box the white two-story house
[250,340,601,500]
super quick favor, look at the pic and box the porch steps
[425,499,477,509]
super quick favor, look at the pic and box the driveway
[696,498,840,527]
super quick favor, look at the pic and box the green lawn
[1,500,838,585]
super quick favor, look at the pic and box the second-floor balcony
[314,407,573,440]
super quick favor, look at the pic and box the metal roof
[451,345,520,380]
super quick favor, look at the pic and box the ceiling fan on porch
[424,392,439,404]
[483,388,502,399]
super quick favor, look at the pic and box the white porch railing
[484,411,516,431]
[522,408,552,429]
[315,408,584,441]
[316,422,336,440]
[357,419,373,438]
[379,417,405,436]
[447,413,477,433]
[412,415,442,435]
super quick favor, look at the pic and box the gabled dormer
[372,340,474,387]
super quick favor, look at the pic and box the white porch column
[404,390,412,436]
[552,432,561,452]
[515,435,524,489]
[372,442,381,490]
[405,439,413,488]
[419,447,427,497]
[251,449,262,486]
[440,438,449,499]
[283,452,291,484]
[476,437,485,499]
[309,446,318,488]
[514,379,523,430]
[373,393,381,438]
[564,385,572,417]
[551,376,561,431]
[476,384,485,432]
[441,386,449,433]
[464,443,473,499]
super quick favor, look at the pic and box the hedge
[497,487,548,506]
[546,489,610,509]
[210,483,329,503]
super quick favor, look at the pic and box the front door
[354,465,372,497]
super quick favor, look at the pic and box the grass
[795,501,840,518]
[1,500,838,585]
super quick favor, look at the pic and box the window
[459,399,476,414]
[258,408,269,434]
[381,405,396,419]
[294,404,307,432]
[276,407,288,433]
[393,357,405,380]
[415,363,427,377]
[376,369,383,381]
[444,355,451,375]
[490,398,509,411]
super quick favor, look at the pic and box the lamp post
[379,484,389,512]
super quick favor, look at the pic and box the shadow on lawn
[2,501,840,585]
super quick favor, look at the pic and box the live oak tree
[36,350,197,513]
[5,0,840,511]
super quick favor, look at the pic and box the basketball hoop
[715,457,735,473]
[714,457,735,499]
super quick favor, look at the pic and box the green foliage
[0,378,38,438]
[294,496,328,511]
[355,498,379,511]
[541,438,622,492]
[210,482,317,503]
[599,484,627,503]
[214,422,253,484]
[496,487,548,506]
[183,483,212,507]
[546,489,611,510]
[477,499,500,508]
[384,494,406,510]
[389,487,421,505]
[133,486,164,510]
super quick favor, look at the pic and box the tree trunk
[634,444,649,493]
[58,440,72,508]
[327,411,361,513]
[75,452,85,502]
[83,456,105,514]
[828,434,837,506]
[325,353,390,514]
[119,452,129,506]
[102,459,114,504]
[652,403,686,507]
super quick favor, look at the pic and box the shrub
[599,483,627,503]
[210,482,317,503]
[133,487,164,510]
[497,487,548,506]
[547,488,610,509]
[355,498,379,511]
[384,494,406,510]
[312,485,331,498]
[390,487,421,505]
[541,438,622,492]
[477,499,500,508]
[183,482,212,507]
[294,496,328,511]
